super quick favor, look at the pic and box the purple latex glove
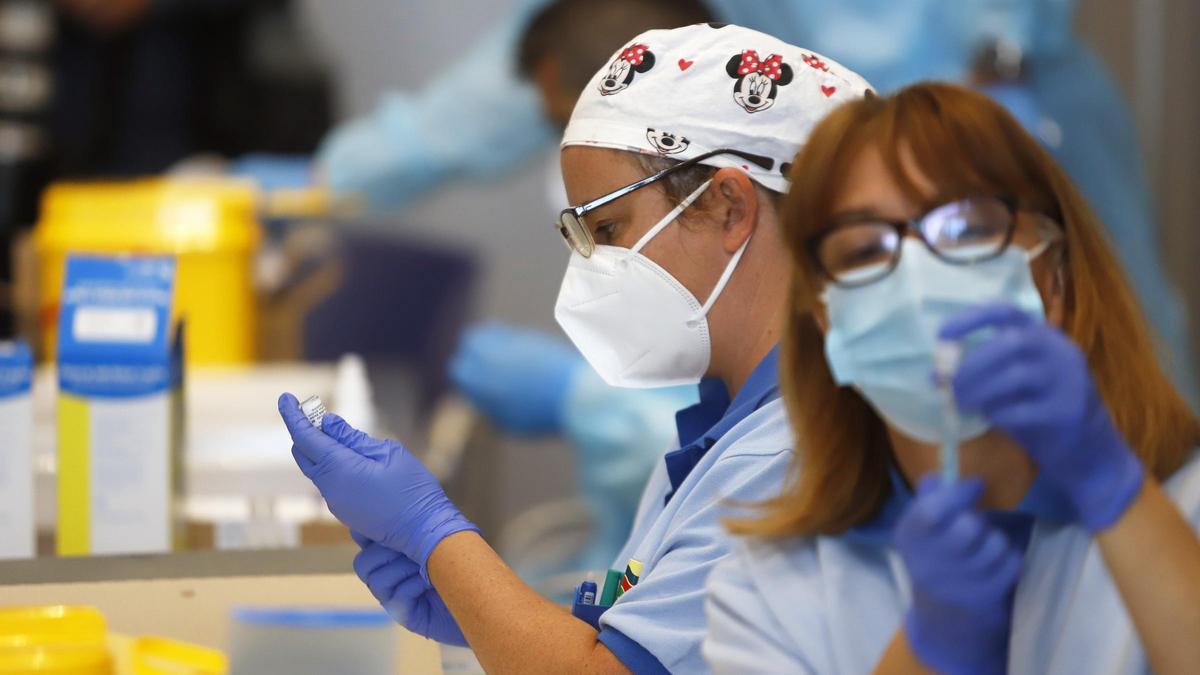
[941,303,1145,531]
[279,393,478,580]
[895,477,1022,675]
[353,537,468,646]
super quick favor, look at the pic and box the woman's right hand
[941,303,1145,533]
[278,393,478,580]
[893,476,1022,675]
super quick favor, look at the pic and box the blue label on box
[58,256,180,398]
[0,340,32,399]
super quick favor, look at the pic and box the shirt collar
[674,377,730,450]
[664,346,782,501]
[847,464,1072,548]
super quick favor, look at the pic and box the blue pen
[580,580,598,606]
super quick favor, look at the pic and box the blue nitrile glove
[895,477,1023,675]
[278,393,479,579]
[353,538,468,646]
[448,322,583,435]
[941,303,1146,532]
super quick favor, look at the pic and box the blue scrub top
[598,346,792,674]
[665,348,782,503]
[704,451,1200,674]
[845,465,1077,551]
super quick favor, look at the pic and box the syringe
[933,341,964,483]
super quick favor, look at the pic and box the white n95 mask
[822,238,1046,442]
[554,180,749,388]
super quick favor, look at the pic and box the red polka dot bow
[737,50,784,80]
[619,44,650,66]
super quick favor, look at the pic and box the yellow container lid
[0,606,106,649]
[35,178,261,255]
[0,645,112,674]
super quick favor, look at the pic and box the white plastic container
[0,340,33,559]
[229,607,395,675]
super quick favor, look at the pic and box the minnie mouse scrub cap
[562,23,874,193]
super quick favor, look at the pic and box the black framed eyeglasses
[806,196,1061,287]
[556,148,774,257]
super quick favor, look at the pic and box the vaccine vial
[300,395,327,429]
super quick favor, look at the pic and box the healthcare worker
[703,82,1200,674]
[310,0,1196,402]
[279,24,872,673]
[446,0,713,577]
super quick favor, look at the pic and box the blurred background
[0,0,1195,583]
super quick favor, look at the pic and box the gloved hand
[941,303,1145,531]
[448,322,584,435]
[278,393,478,579]
[895,476,1023,675]
[353,538,468,646]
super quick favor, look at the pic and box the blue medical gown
[317,0,554,211]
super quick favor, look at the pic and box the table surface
[5,364,484,673]
[0,570,446,674]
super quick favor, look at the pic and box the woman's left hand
[940,303,1145,532]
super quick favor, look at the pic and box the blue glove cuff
[904,610,1007,675]
[416,516,481,586]
[1078,448,1145,533]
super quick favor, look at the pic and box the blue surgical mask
[822,238,1046,443]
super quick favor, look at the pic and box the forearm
[872,629,933,675]
[428,531,629,675]
[1097,476,1200,674]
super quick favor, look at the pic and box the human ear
[711,167,759,254]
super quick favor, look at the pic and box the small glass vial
[300,395,326,429]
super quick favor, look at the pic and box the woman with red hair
[704,82,1200,674]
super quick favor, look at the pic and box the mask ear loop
[622,176,752,326]
[1025,213,1064,262]
[1023,213,1069,311]
[688,234,752,327]
[629,179,714,255]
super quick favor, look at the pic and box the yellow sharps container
[34,179,262,364]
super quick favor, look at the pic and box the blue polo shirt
[596,346,792,674]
